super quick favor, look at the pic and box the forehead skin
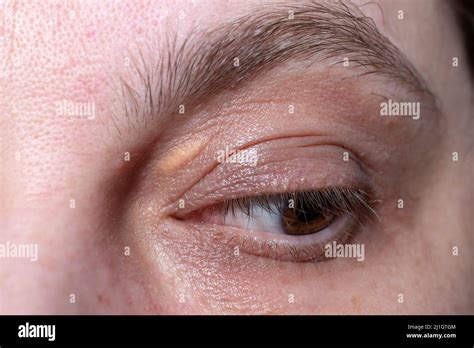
[0,0,472,314]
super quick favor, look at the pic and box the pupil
[295,202,320,223]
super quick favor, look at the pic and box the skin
[0,0,472,314]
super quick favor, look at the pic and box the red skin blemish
[85,30,96,40]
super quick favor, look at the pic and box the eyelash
[220,187,377,224]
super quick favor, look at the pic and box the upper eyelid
[169,146,371,216]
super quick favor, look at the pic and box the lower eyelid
[185,214,356,263]
[237,214,351,244]
[236,217,356,263]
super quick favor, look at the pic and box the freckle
[351,296,361,313]
[97,294,111,306]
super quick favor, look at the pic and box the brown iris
[281,201,336,235]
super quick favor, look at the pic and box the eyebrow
[118,1,435,128]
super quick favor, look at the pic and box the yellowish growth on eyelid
[158,139,207,173]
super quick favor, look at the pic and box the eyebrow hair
[118,1,435,129]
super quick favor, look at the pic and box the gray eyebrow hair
[118,1,434,130]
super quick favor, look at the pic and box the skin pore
[0,0,472,314]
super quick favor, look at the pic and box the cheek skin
[0,198,143,314]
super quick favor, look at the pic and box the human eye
[184,187,377,262]
[165,130,385,268]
